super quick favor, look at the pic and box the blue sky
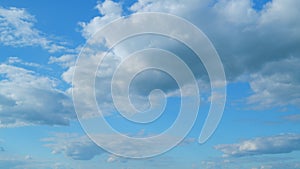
[0,0,300,168]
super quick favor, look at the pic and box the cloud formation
[64,0,300,114]
[0,63,74,127]
[43,132,195,161]
[129,0,300,109]
[79,0,123,39]
[247,57,300,109]
[0,156,71,169]
[0,6,68,53]
[215,133,300,157]
[43,133,104,160]
[201,156,300,169]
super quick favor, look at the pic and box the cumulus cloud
[79,0,123,39]
[215,133,300,157]
[213,0,259,24]
[67,1,217,118]
[210,0,300,64]
[129,0,300,109]
[247,57,300,109]
[0,6,68,53]
[0,63,74,127]
[67,0,300,115]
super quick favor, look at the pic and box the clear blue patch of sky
[252,0,272,11]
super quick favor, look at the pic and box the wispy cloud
[283,114,300,122]
[0,156,71,169]
[42,133,104,160]
[201,156,300,169]
[43,132,196,161]
[215,133,300,157]
[0,6,69,53]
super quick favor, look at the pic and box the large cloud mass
[0,62,74,127]
[59,0,300,117]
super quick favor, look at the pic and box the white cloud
[215,133,300,157]
[247,57,300,109]
[5,57,43,69]
[79,0,123,39]
[213,0,259,24]
[259,0,300,26]
[47,0,299,126]
[43,132,195,160]
[106,155,128,163]
[71,0,300,114]
[69,1,215,118]
[24,155,32,160]
[0,6,68,53]
[49,54,77,68]
[202,156,300,169]
[43,133,104,160]
[128,0,300,110]
[0,63,74,127]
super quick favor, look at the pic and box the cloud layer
[215,133,300,157]
[43,133,104,160]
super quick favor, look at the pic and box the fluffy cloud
[130,0,300,109]
[68,1,222,118]
[213,0,259,24]
[79,0,123,39]
[0,62,74,127]
[215,133,300,157]
[247,57,300,109]
[69,0,300,114]
[130,0,300,74]
[0,6,68,53]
